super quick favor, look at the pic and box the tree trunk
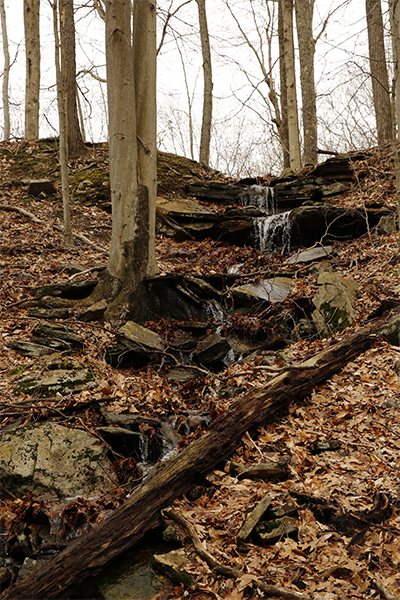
[52,0,74,246]
[133,0,158,277]
[281,0,301,170]
[295,0,317,165]
[389,0,400,247]
[59,0,87,157]
[0,324,378,599]
[102,0,157,321]
[0,0,10,140]
[278,0,290,169]
[196,0,213,166]
[366,0,392,145]
[24,0,40,139]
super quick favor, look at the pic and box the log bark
[1,325,379,599]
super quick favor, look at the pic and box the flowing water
[240,185,292,254]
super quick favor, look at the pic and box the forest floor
[1,140,400,600]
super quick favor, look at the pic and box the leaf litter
[0,141,400,598]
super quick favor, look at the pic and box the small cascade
[203,299,225,323]
[240,185,277,214]
[253,211,292,255]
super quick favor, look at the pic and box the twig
[162,508,313,600]
[370,577,400,600]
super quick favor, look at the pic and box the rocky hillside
[1,140,400,600]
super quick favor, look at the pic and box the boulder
[153,549,192,586]
[106,321,164,368]
[0,422,115,498]
[312,271,359,337]
[192,333,231,369]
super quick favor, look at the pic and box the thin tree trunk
[0,321,380,599]
[366,0,392,145]
[389,0,400,247]
[52,0,74,246]
[295,0,317,165]
[59,0,87,156]
[278,0,290,169]
[196,0,213,166]
[133,0,157,277]
[0,0,10,140]
[24,0,40,139]
[281,0,301,170]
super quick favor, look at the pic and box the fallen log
[1,325,379,599]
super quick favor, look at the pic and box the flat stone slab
[286,245,333,264]
[0,422,115,498]
[119,321,165,352]
[14,368,94,396]
[156,197,218,219]
[254,516,298,546]
[231,277,292,306]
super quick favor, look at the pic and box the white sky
[0,0,383,175]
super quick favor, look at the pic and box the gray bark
[24,0,40,139]
[0,0,10,140]
[295,0,317,165]
[52,0,74,246]
[281,0,301,170]
[196,0,213,166]
[366,0,392,144]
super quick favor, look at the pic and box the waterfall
[240,185,277,214]
[253,211,292,255]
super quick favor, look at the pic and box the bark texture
[1,325,378,599]
[366,0,392,144]
[196,0,213,166]
[281,0,301,170]
[0,0,10,140]
[278,0,290,169]
[24,0,40,139]
[59,0,86,156]
[103,0,157,320]
[295,0,317,165]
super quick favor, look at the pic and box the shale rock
[312,271,359,337]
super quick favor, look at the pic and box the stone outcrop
[312,271,359,337]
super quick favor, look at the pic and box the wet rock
[163,525,183,546]
[14,368,95,396]
[100,408,161,430]
[231,277,292,306]
[192,333,231,369]
[310,440,342,454]
[0,422,115,498]
[96,426,142,457]
[184,276,221,300]
[312,271,359,337]
[106,322,164,368]
[254,516,298,546]
[153,549,192,586]
[237,494,272,543]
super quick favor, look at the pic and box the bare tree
[281,0,301,170]
[196,0,212,166]
[366,0,392,144]
[0,0,10,140]
[100,0,157,321]
[51,0,74,246]
[24,0,40,139]
[295,0,317,165]
[60,0,87,156]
